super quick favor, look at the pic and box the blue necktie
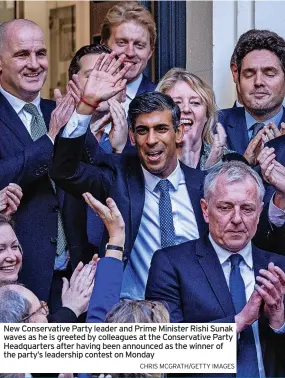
[229,254,259,377]
[250,122,265,141]
[23,103,67,256]
[156,179,176,248]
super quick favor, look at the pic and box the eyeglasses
[21,301,49,322]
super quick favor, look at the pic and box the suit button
[50,237,57,244]
[122,256,128,262]
[53,206,59,213]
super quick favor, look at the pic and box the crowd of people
[0,1,284,377]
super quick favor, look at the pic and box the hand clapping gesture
[0,183,23,216]
[205,123,227,169]
[244,122,281,165]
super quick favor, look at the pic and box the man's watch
[105,244,124,253]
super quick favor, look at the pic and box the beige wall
[24,1,90,99]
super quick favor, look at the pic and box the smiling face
[165,80,208,143]
[130,110,183,178]
[0,224,22,284]
[239,49,285,119]
[201,175,263,252]
[106,21,153,83]
[77,53,125,113]
[0,23,48,102]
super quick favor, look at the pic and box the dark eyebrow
[36,48,47,54]
[135,123,170,129]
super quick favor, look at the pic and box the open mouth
[181,119,194,127]
[24,72,42,79]
[0,264,17,273]
[146,150,163,162]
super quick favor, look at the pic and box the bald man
[0,19,94,309]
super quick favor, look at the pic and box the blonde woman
[157,68,236,169]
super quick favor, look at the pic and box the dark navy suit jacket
[51,134,206,263]
[0,93,93,300]
[86,74,156,247]
[218,106,285,155]
[51,132,285,259]
[136,74,156,95]
[146,235,285,377]
[255,135,285,256]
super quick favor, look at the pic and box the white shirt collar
[0,86,41,114]
[141,161,183,193]
[126,74,143,100]
[209,233,253,269]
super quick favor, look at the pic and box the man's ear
[129,128,136,146]
[230,63,238,84]
[200,198,209,224]
[175,123,184,144]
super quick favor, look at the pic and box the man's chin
[246,102,281,117]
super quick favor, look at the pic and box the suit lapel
[0,92,32,146]
[181,162,206,236]
[127,159,145,248]
[252,246,269,279]
[136,74,156,96]
[226,108,249,154]
[196,236,236,316]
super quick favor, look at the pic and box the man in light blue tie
[146,160,285,377]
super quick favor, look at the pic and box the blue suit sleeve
[146,249,184,322]
[0,134,53,189]
[87,257,124,323]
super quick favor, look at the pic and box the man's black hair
[129,91,181,132]
[68,43,112,80]
[235,29,285,76]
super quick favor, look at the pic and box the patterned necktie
[250,122,265,140]
[156,179,176,248]
[23,103,67,256]
[229,254,259,377]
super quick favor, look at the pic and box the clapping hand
[244,122,281,165]
[255,263,285,329]
[205,123,227,169]
[108,99,128,153]
[257,146,285,209]
[48,91,76,141]
[0,183,23,216]
[61,258,97,317]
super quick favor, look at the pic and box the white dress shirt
[120,162,199,300]
[0,86,44,135]
[123,74,143,116]
[209,234,285,378]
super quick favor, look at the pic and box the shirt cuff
[46,133,54,144]
[270,322,285,334]
[62,110,92,138]
[268,194,285,227]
